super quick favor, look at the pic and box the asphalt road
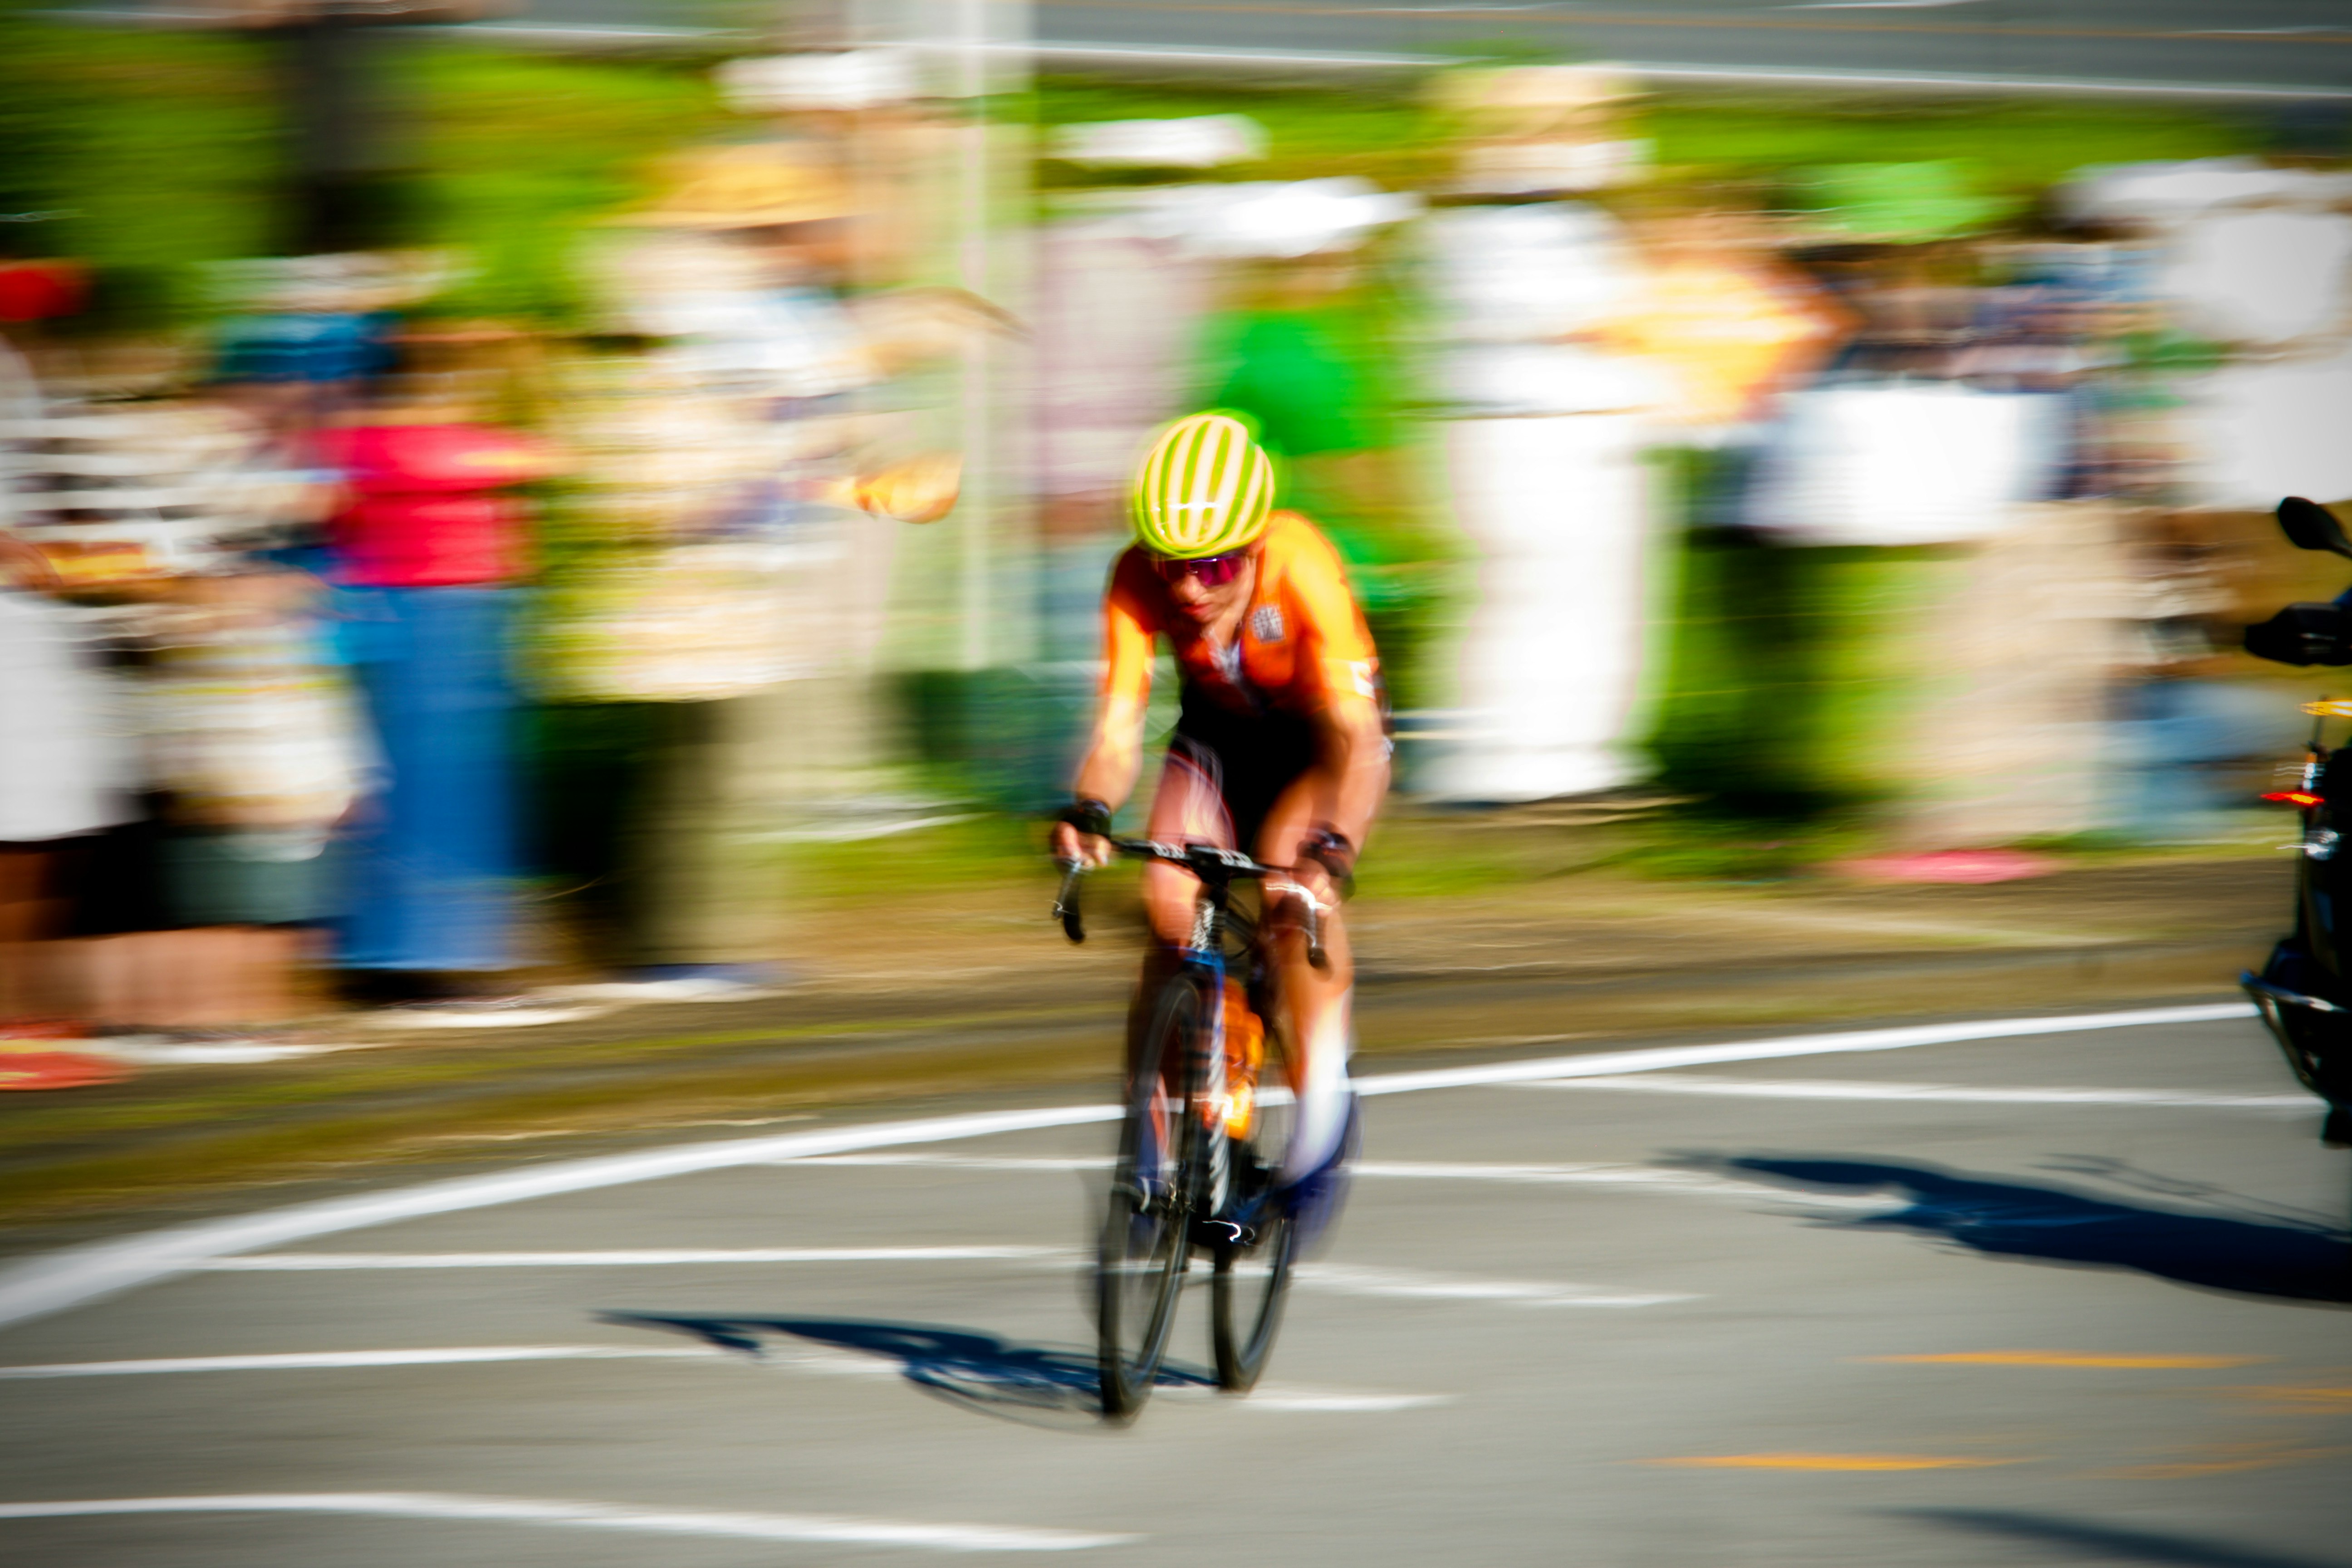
[1,1003,2348,1566]
[420,0,2352,93]
[1028,0,2352,93]
[74,0,2343,94]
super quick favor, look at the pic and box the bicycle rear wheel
[1212,1023,1297,1392]
[1097,976,1201,1419]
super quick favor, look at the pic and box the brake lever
[1267,877,1331,971]
[1054,858,1087,944]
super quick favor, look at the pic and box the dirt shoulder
[0,843,2295,1234]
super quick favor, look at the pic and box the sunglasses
[1151,552,1249,588]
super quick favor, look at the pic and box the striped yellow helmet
[1130,412,1275,559]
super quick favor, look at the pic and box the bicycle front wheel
[1212,1210,1294,1392]
[1212,1022,1297,1392]
[1097,976,1202,1419]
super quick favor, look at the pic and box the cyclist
[1050,412,1388,1238]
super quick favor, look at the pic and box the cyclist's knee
[1139,861,1199,945]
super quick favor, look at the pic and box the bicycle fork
[1188,951,1233,1222]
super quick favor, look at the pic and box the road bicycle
[1054,836,1328,1419]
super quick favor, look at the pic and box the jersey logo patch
[1249,605,1286,644]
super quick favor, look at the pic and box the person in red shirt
[318,386,554,1001]
[317,416,549,590]
[1051,413,1388,1231]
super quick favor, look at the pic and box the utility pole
[198,1,501,255]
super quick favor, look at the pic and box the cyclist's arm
[1293,530,1389,854]
[1313,691,1387,853]
[1069,689,1149,820]
[1056,562,1158,860]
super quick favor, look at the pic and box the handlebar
[1054,836,1328,970]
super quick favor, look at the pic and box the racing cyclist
[1049,412,1388,1236]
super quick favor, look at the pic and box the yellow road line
[1863,1352,2267,1369]
[2213,1385,2352,1407]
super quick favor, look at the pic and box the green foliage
[1638,97,2260,206]
[1645,505,1955,819]
[1033,76,2262,213]
[401,45,729,324]
[0,14,279,327]
[0,21,725,330]
[785,814,1049,908]
[1607,812,1868,882]
[1034,76,1439,189]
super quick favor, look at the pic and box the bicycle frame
[1059,837,1323,1414]
[1058,838,1318,1221]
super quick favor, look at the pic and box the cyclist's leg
[1139,735,1234,947]
[1254,767,1374,1200]
[1122,740,1233,1182]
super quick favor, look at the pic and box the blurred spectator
[74,556,369,1036]
[0,532,135,1031]
[542,132,971,992]
[2060,160,2352,508]
[208,252,441,438]
[1418,68,1666,802]
[5,329,365,1042]
[0,260,88,331]
[1605,206,1849,434]
[319,370,551,1003]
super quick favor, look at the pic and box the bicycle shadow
[1698,1156,2352,1307]
[1894,1508,2352,1568]
[602,1311,1217,1431]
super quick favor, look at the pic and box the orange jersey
[1102,511,1381,724]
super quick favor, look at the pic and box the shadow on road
[600,1311,1215,1430]
[1896,1508,2352,1568]
[1705,1156,2351,1307]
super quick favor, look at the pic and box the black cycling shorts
[1166,693,1319,855]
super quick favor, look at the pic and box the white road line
[0,1003,2254,1332]
[1512,1074,2317,1109]
[792,1151,1874,1210]
[781,1152,1884,1208]
[193,1246,1695,1311]
[0,1104,1117,1334]
[792,1154,1110,1172]
[203,1246,1072,1271]
[0,1492,1133,1552]
[1351,1003,2255,1099]
[1296,1263,1691,1308]
[750,1344,1450,1409]
[0,1337,1457,1414]
[1244,1391,1453,1412]
[0,1345,721,1379]
[1354,1160,1892,1210]
[1156,1380,1451,1412]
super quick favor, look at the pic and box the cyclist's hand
[1286,859,1338,913]
[1050,820,1113,868]
[1295,824,1355,905]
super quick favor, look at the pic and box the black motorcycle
[2240,496,2352,1149]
